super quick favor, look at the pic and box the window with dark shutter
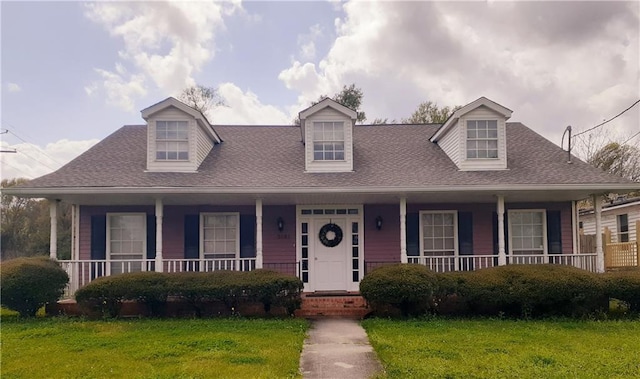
[406,213,420,256]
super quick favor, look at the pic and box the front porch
[47,191,611,297]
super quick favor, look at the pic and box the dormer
[141,97,221,173]
[430,97,512,171]
[299,98,357,173]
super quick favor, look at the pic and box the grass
[1,316,308,379]
[362,318,640,379]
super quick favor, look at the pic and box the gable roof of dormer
[299,98,358,120]
[430,97,513,143]
[141,97,222,143]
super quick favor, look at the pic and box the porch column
[571,200,578,254]
[593,194,605,273]
[49,200,58,260]
[400,197,407,263]
[155,199,164,272]
[255,199,263,269]
[497,195,506,266]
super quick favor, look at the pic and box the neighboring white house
[580,197,640,243]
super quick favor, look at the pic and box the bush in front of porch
[0,257,68,317]
[603,270,640,313]
[75,270,303,318]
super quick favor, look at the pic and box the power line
[0,125,65,165]
[13,149,58,171]
[621,130,640,145]
[574,99,640,137]
[0,161,33,179]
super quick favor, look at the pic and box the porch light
[277,217,285,232]
[375,216,383,230]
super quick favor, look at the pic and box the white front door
[313,218,348,291]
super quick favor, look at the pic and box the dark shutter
[146,215,156,260]
[184,215,199,259]
[406,213,420,256]
[547,211,562,254]
[91,215,106,260]
[458,212,473,255]
[240,214,256,258]
[90,215,106,279]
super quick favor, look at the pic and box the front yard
[1,315,308,379]
[362,318,640,379]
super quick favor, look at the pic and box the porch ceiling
[27,186,611,206]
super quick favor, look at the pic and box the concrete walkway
[299,319,384,379]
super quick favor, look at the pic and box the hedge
[360,263,437,317]
[76,270,303,318]
[0,257,69,317]
[604,270,640,312]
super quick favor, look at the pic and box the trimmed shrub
[604,271,640,312]
[0,257,69,317]
[360,263,437,317]
[76,272,169,317]
[244,270,304,315]
[456,265,607,318]
[77,270,304,318]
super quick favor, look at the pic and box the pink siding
[262,205,296,264]
[364,204,400,263]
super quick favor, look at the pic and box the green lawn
[1,316,308,379]
[362,318,640,379]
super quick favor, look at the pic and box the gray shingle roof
[17,122,633,189]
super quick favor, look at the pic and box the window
[156,121,189,160]
[201,213,239,259]
[107,214,146,274]
[509,210,546,255]
[467,120,498,159]
[420,211,457,256]
[313,122,345,161]
[618,214,629,243]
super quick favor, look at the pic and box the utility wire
[621,130,640,145]
[0,161,33,179]
[574,99,640,137]
[0,125,65,165]
[13,149,58,171]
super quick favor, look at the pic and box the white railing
[59,258,257,298]
[162,258,256,273]
[405,253,598,273]
[408,255,497,272]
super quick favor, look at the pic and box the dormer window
[466,120,498,159]
[156,121,189,160]
[313,122,345,161]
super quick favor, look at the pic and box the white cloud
[84,1,241,111]
[211,83,291,125]
[297,24,323,61]
[0,139,99,180]
[278,1,639,143]
[6,83,21,92]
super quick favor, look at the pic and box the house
[579,197,640,270]
[5,96,640,295]
[580,197,640,243]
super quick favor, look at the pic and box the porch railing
[58,258,302,298]
[366,253,598,275]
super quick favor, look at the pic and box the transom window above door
[156,120,189,160]
[313,122,345,161]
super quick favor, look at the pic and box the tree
[588,142,640,182]
[333,84,366,123]
[403,101,461,124]
[1,178,71,260]
[178,85,225,115]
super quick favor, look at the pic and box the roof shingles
[21,122,632,189]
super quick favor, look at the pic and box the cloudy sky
[1,1,639,180]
